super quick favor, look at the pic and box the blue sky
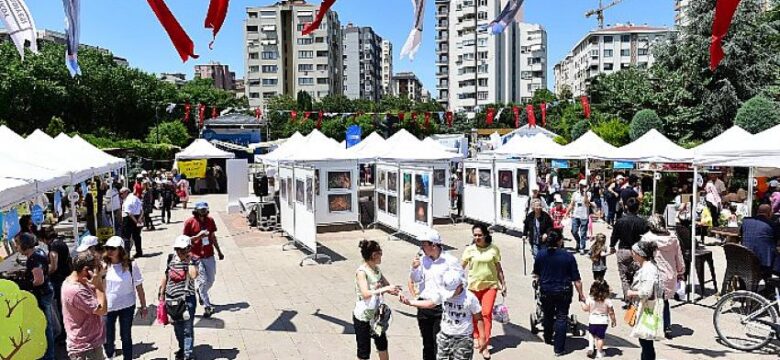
[15,0,674,91]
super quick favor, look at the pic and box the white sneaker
[596,351,605,358]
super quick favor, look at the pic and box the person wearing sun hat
[160,235,199,360]
[401,267,487,360]
[409,228,460,360]
[102,236,147,359]
[568,179,592,255]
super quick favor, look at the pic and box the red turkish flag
[184,102,191,123]
[540,102,547,127]
[424,112,431,128]
[317,111,323,128]
[710,0,742,70]
[304,111,311,122]
[146,0,199,62]
[398,112,405,123]
[446,111,453,127]
[211,106,217,119]
[301,0,337,35]
[581,96,591,119]
[512,106,520,128]
[255,108,261,120]
[526,105,537,128]
[486,107,495,126]
[290,111,298,123]
[198,103,205,128]
[204,0,230,49]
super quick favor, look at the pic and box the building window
[638,62,648,68]
[246,26,258,32]
[248,80,261,86]
[298,77,314,85]
[477,91,488,100]
[249,92,260,98]
[248,12,258,18]
[248,52,259,60]
[621,63,630,69]
[261,65,277,73]
[262,78,278,86]
[315,37,325,43]
[638,48,649,56]
[317,78,329,84]
[603,35,613,43]
[603,49,613,57]
[521,71,532,80]
[249,65,260,73]
[260,11,275,18]
[316,50,329,57]
[621,34,630,42]
[299,50,314,59]
[620,49,630,56]
[603,63,613,71]
[298,64,314,71]
[317,64,328,71]
[263,92,277,98]
[297,38,313,45]
[261,51,278,59]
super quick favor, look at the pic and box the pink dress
[177,179,190,202]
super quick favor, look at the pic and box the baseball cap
[554,194,563,203]
[77,235,100,252]
[195,202,209,210]
[421,229,442,244]
[770,180,779,188]
[105,236,123,248]
[141,170,148,175]
[578,179,588,186]
[173,235,191,249]
[440,267,467,299]
[119,187,131,194]
[616,175,625,181]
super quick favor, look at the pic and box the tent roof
[71,135,126,170]
[256,132,305,163]
[693,126,752,158]
[379,129,460,161]
[695,124,780,167]
[611,129,692,163]
[0,125,24,143]
[283,129,353,161]
[175,139,236,160]
[492,133,566,158]
[562,131,618,160]
[52,134,121,174]
[21,131,99,183]
[501,124,558,143]
[0,156,71,207]
[345,132,389,160]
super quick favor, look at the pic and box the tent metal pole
[747,167,754,216]
[689,167,698,302]
[652,170,657,215]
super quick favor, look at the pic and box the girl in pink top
[580,280,616,359]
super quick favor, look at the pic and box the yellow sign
[179,159,207,179]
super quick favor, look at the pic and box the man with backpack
[183,202,224,318]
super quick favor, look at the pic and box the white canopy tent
[19,130,99,184]
[53,134,117,176]
[562,131,618,160]
[175,139,236,160]
[255,132,305,164]
[696,124,780,168]
[609,129,693,163]
[380,129,462,161]
[491,133,567,159]
[282,130,353,161]
[345,132,389,161]
[0,157,71,208]
[71,134,126,171]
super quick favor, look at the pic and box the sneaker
[596,351,605,359]
[580,250,587,255]
[203,306,214,318]
[587,349,594,358]
[175,350,184,360]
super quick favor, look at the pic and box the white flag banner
[0,0,39,59]
[63,0,81,76]
[400,0,425,60]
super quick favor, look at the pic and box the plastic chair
[720,243,766,295]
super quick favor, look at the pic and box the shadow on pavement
[665,343,737,358]
[667,323,695,339]
[265,309,298,332]
[214,302,250,313]
[133,304,158,326]
[312,309,355,334]
[132,341,158,359]
[135,251,163,259]
[194,344,240,359]
[195,316,226,329]
[490,322,542,354]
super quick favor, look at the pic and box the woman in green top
[354,240,400,360]
[461,224,506,359]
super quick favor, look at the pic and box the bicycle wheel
[713,290,778,351]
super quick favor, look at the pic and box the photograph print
[516,169,529,196]
[296,179,305,204]
[500,193,512,221]
[378,170,387,190]
[478,169,492,187]
[498,170,513,190]
[415,174,430,197]
[287,178,293,206]
[403,173,412,202]
[280,178,287,200]
[377,193,387,213]
[465,168,477,185]
[415,200,428,224]
[306,177,314,211]
[328,194,352,213]
[433,169,446,187]
[387,171,398,192]
[327,171,352,190]
[388,195,398,215]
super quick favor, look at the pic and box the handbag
[370,303,392,337]
[156,299,169,325]
[623,303,638,327]
[492,296,510,324]
[630,299,665,340]
[165,298,189,322]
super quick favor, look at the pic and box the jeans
[161,201,172,223]
[38,290,56,360]
[417,306,442,360]
[173,295,197,359]
[104,305,135,358]
[52,279,65,339]
[639,338,656,360]
[571,217,588,252]
[663,299,671,332]
[540,290,572,355]
[197,256,217,308]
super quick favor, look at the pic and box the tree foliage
[45,116,66,137]
[734,95,780,134]
[630,109,663,140]
[145,121,191,147]
[592,117,631,147]
[571,119,591,140]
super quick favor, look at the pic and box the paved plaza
[121,194,779,360]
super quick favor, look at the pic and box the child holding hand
[580,280,617,359]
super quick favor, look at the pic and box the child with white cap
[401,267,486,360]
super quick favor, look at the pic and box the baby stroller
[529,280,583,336]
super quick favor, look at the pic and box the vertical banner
[581,96,591,119]
[400,0,426,59]
[301,0,336,35]
[146,0,199,62]
[0,0,39,59]
[710,0,742,70]
[486,107,495,126]
[184,102,191,122]
[424,112,431,128]
[345,124,362,148]
[446,111,453,127]
[211,106,217,119]
[255,107,261,120]
[540,102,547,127]
[204,0,230,48]
[290,111,298,123]
[62,0,82,76]
[198,103,205,128]
[513,106,520,128]
[526,104,536,127]
[317,110,323,128]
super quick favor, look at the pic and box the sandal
[481,348,491,359]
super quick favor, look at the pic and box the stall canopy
[175,139,236,160]
[562,131,618,160]
[380,129,461,161]
[0,157,71,208]
[345,132,389,161]
[0,125,24,143]
[501,124,558,143]
[491,133,566,159]
[52,134,118,175]
[20,130,99,184]
[610,129,693,163]
[693,126,752,165]
[282,129,353,161]
[256,132,305,164]
[71,134,126,171]
[695,124,780,167]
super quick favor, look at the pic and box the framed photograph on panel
[500,193,512,221]
[328,194,352,212]
[465,168,477,185]
[433,169,446,186]
[403,173,412,202]
[516,169,529,196]
[478,169,491,187]
[498,170,513,190]
[327,171,352,190]
[415,200,428,224]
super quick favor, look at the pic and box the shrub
[592,118,630,147]
[46,116,66,137]
[734,95,780,134]
[570,119,591,140]
[145,121,190,147]
[629,109,662,140]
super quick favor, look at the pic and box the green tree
[315,94,354,113]
[557,85,573,102]
[45,116,66,136]
[145,121,190,147]
[630,109,663,140]
[531,89,557,104]
[588,67,655,122]
[296,90,313,111]
[570,119,591,140]
[734,95,780,134]
[592,117,631,147]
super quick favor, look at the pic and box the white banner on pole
[0,0,39,59]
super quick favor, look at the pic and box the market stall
[175,139,235,193]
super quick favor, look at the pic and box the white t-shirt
[105,261,143,312]
[440,290,482,336]
[106,188,121,212]
[122,193,142,217]
[409,252,459,305]
[584,296,613,325]
[571,191,590,219]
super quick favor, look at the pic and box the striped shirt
[165,257,195,300]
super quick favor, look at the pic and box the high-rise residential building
[392,72,424,102]
[234,79,246,99]
[381,40,394,97]
[343,23,384,102]
[437,0,547,112]
[244,0,343,110]
[194,62,236,91]
[159,72,187,86]
[553,24,674,97]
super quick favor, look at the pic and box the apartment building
[244,0,343,110]
[392,72,424,102]
[381,40,394,97]
[343,24,384,102]
[194,62,236,91]
[553,24,673,97]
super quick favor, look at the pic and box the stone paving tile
[121,193,780,360]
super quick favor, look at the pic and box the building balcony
[436,47,449,54]
[436,11,448,18]
[436,21,449,29]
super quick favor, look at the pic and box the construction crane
[585,0,625,29]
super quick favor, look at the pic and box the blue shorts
[588,324,608,339]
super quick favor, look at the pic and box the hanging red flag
[398,112,405,124]
[581,96,591,119]
[211,106,217,119]
[540,102,547,127]
[184,102,191,123]
[146,0,199,62]
[446,111,453,128]
[301,0,337,35]
[204,0,230,49]
[255,108,261,120]
[317,111,324,128]
[411,112,418,127]
[424,112,431,128]
[526,105,537,128]
[710,0,742,70]
[304,111,311,122]
[486,107,495,126]
[512,106,520,128]
[290,111,298,123]
[198,103,205,128]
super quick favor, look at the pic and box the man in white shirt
[120,187,144,257]
[568,179,591,255]
[409,229,459,360]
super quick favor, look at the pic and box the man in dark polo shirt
[533,231,585,356]
[609,197,649,308]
